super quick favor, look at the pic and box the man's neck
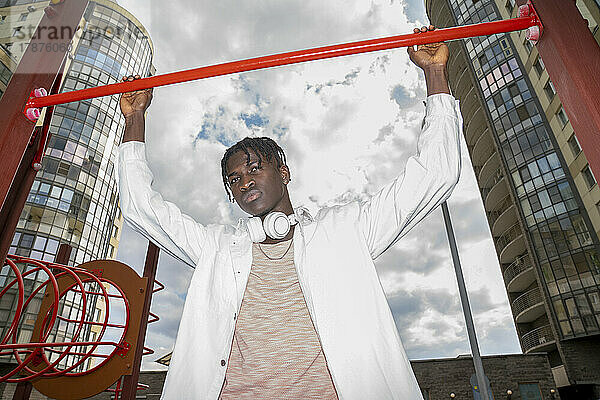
[261,224,295,244]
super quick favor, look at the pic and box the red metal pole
[25,15,539,110]
[530,0,600,181]
[11,382,32,400]
[0,127,42,271]
[0,0,89,215]
[120,242,160,400]
[55,243,73,265]
[0,71,62,269]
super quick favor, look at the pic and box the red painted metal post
[0,72,62,269]
[55,243,73,265]
[0,126,42,270]
[0,0,89,213]
[25,14,540,110]
[529,0,600,179]
[120,242,160,400]
[11,381,32,400]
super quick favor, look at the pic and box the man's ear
[280,165,291,184]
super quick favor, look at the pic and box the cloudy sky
[112,0,521,370]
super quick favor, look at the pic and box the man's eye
[230,177,239,185]
[250,166,259,173]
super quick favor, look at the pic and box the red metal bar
[152,280,164,293]
[0,341,124,351]
[530,0,600,181]
[147,312,159,324]
[142,347,154,356]
[120,242,160,400]
[26,15,539,110]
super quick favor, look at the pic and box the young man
[117,26,462,399]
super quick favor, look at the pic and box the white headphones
[247,211,298,243]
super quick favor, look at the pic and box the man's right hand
[120,75,152,143]
[119,75,153,118]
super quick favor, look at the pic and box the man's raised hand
[407,25,451,96]
[120,75,152,143]
[119,75,153,118]
[407,25,450,71]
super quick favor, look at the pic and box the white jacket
[117,93,462,399]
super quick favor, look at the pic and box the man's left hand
[407,25,451,96]
[407,25,449,70]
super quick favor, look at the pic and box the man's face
[225,149,291,217]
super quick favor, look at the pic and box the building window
[421,389,431,400]
[582,166,597,189]
[567,134,582,157]
[19,13,27,22]
[505,0,515,15]
[479,53,488,68]
[556,106,569,127]
[543,80,556,101]
[0,60,11,85]
[0,15,6,24]
[533,56,545,76]
[57,162,70,177]
[518,383,543,399]
[1,43,13,54]
[523,36,533,53]
[12,27,23,37]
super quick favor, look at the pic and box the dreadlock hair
[221,137,288,202]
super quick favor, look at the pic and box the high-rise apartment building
[3,0,153,264]
[0,0,154,371]
[425,0,600,398]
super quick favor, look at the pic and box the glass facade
[10,1,153,265]
[1,0,153,360]
[0,58,10,85]
[447,0,600,340]
[0,0,46,7]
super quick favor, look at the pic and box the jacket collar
[293,206,314,225]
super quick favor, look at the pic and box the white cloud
[113,0,520,370]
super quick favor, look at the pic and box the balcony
[482,173,509,212]
[487,195,511,227]
[504,254,536,293]
[513,287,545,323]
[472,133,495,165]
[465,117,485,147]
[495,222,521,250]
[480,167,502,198]
[478,152,500,186]
[491,204,517,237]
[496,223,526,263]
[521,324,555,353]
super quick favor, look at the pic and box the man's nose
[240,177,255,191]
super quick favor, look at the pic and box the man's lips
[243,189,261,203]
